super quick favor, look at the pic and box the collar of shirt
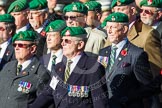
[69,53,82,75]
[129,20,136,30]
[35,27,43,33]
[112,38,127,58]
[18,58,32,71]
[16,25,28,33]
[48,49,63,71]
[152,22,160,29]
[0,38,11,63]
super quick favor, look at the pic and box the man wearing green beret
[109,0,162,89]
[28,0,48,33]
[99,12,153,108]
[84,1,102,28]
[0,30,50,108]
[8,0,32,33]
[0,14,16,71]
[30,26,109,108]
[41,20,66,74]
[140,0,162,52]
[63,2,107,57]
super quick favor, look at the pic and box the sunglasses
[62,39,72,44]
[139,9,155,15]
[0,27,6,31]
[13,43,33,48]
[63,15,83,20]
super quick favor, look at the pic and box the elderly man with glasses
[139,0,162,52]
[63,2,107,57]
[0,14,16,71]
[0,30,50,108]
[29,26,109,108]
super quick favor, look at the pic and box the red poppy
[121,48,128,56]
[160,69,162,75]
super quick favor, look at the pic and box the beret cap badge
[72,5,77,11]
[111,16,116,21]
[49,26,53,32]
[14,5,19,11]
[117,0,121,6]
[65,30,71,36]
[148,0,153,5]
[19,34,23,39]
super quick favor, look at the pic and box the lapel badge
[118,57,122,61]
[6,51,10,56]
[59,68,62,72]
[72,5,77,11]
[22,71,27,75]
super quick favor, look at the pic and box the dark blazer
[0,42,15,71]
[40,53,51,69]
[99,41,153,108]
[0,56,51,108]
[30,53,109,108]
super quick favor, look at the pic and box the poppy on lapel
[121,62,131,68]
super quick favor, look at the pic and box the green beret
[140,0,162,8]
[45,20,66,33]
[63,2,88,15]
[61,27,87,38]
[12,31,38,42]
[7,0,29,14]
[111,0,135,8]
[0,14,15,23]
[29,0,47,10]
[104,12,129,23]
[84,1,101,11]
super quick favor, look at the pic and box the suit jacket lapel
[128,20,142,41]
[108,42,130,75]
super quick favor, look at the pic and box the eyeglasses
[139,9,156,15]
[63,15,83,20]
[0,27,6,31]
[62,39,72,44]
[13,43,33,48]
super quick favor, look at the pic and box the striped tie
[52,55,57,65]
[108,46,117,71]
[17,64,22,75]
[64,59,73,83]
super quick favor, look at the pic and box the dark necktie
[17,64,22,75]
[52,55,57,65]
[108,46,117,71]
[64,59,73,83]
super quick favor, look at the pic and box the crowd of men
[0,0,162,108]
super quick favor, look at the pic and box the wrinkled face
[0,6,5,15]
[28,10,47,29]
[0,22,11,43]
[61,36,84,59]
[140,6,157,26]
[106,22,127,44]
[11,11,28,29]
[46,32,62,51]
[64,12,86,27]
[13,41,36,63]
[113,5,132,20]
[47,0,57,9]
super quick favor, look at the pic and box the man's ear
[122,25,129,34]
[78,41,85,50]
